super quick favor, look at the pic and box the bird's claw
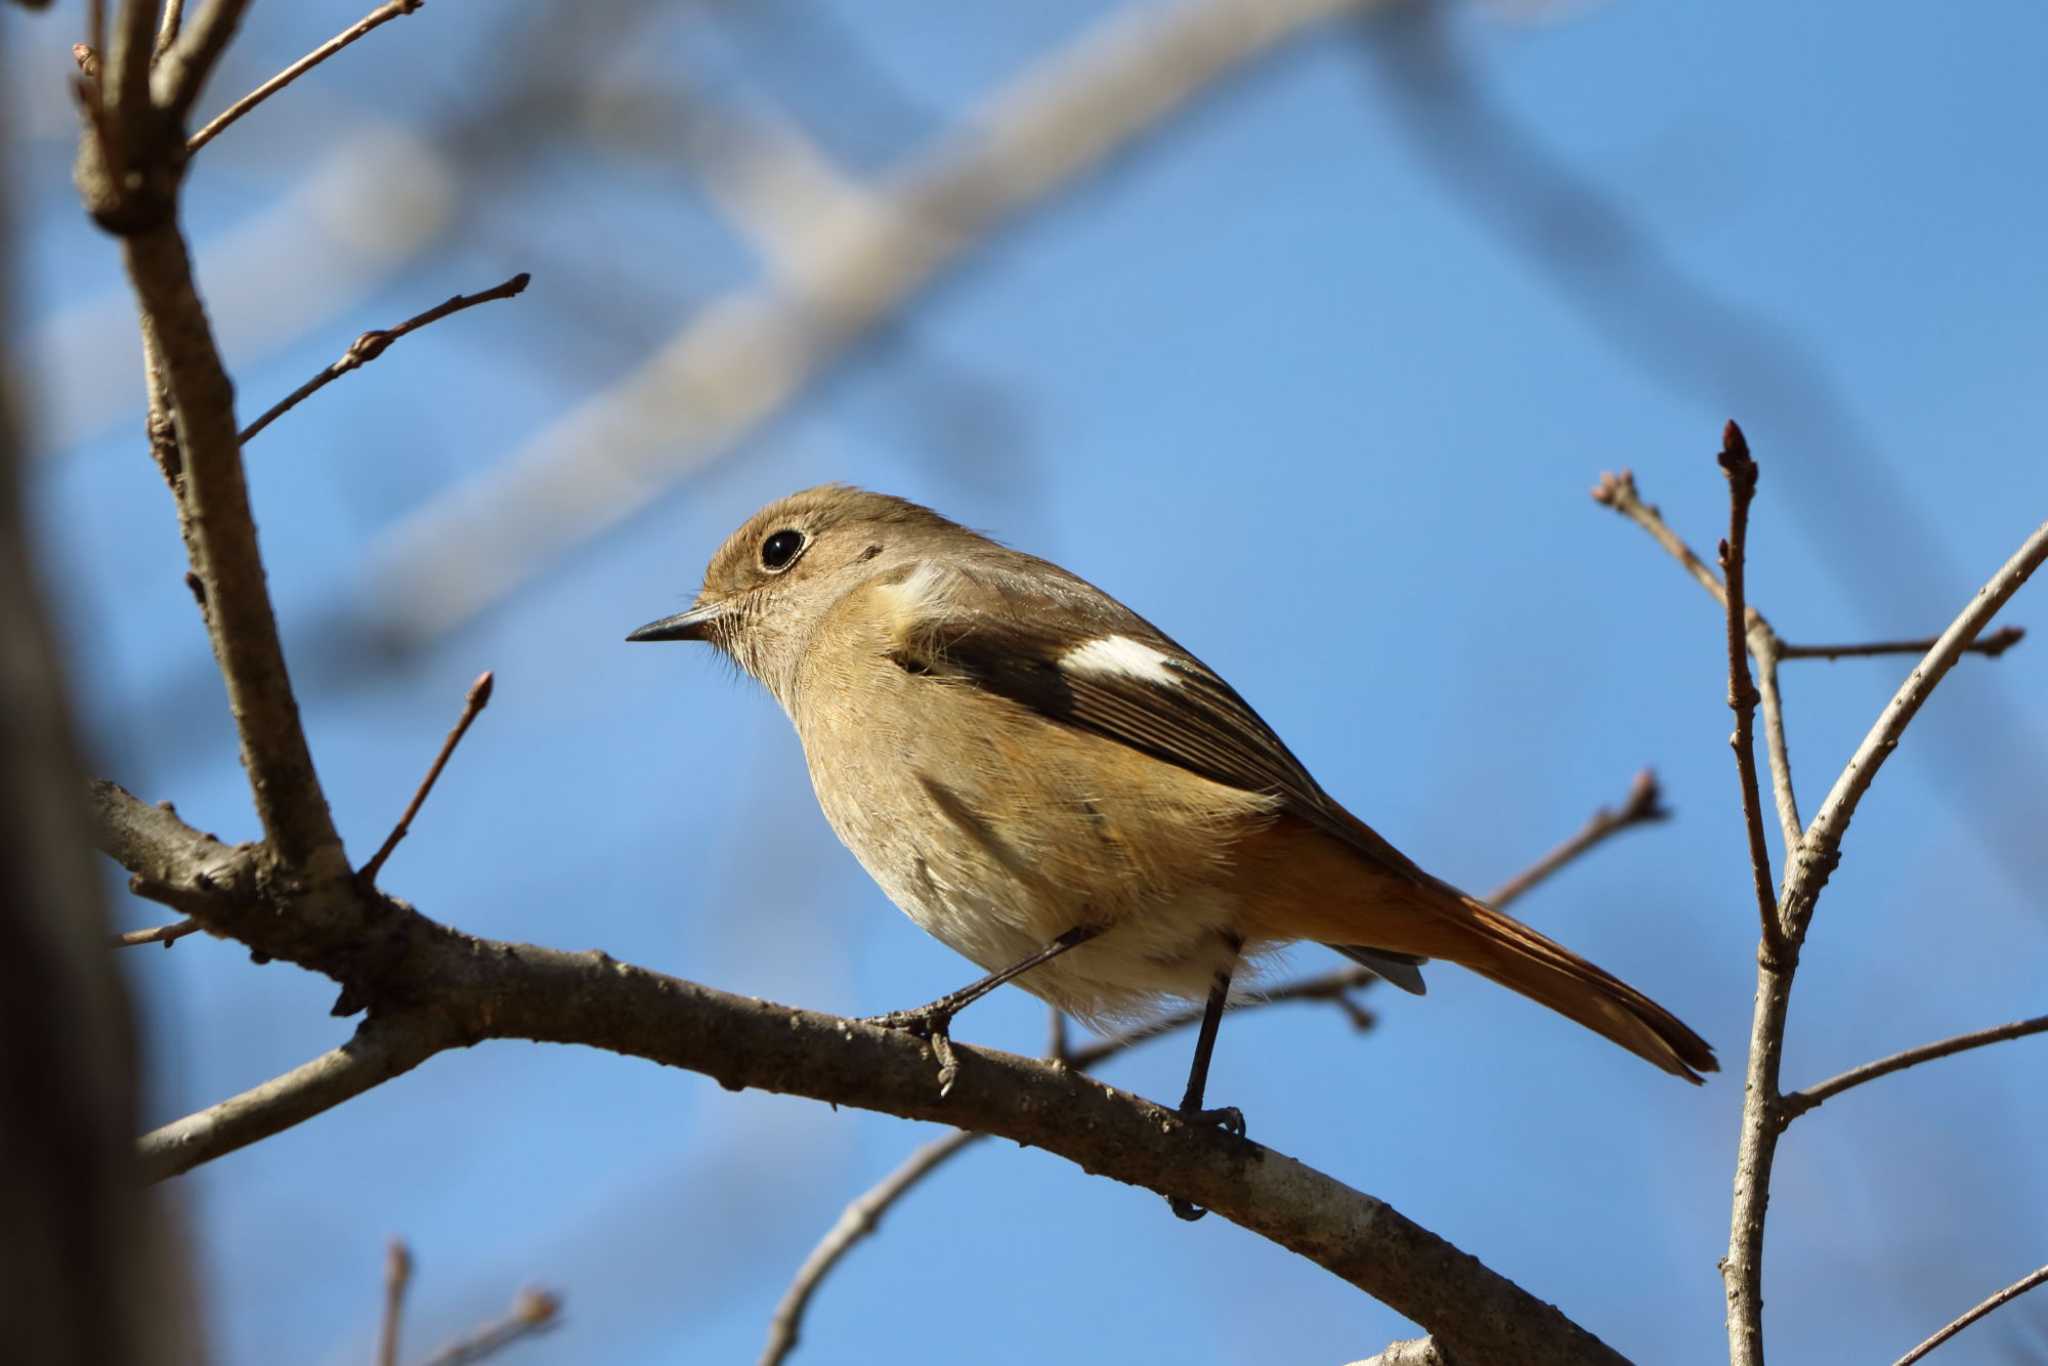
[1167,1104,1248,1221]
[861,1002,962,1096]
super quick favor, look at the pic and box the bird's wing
[877,556,1434,889]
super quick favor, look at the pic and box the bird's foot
[1167,1104,1248,1222]
[860,1000,963,1096]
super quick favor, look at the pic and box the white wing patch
[1060,635,1182,686]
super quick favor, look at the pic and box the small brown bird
[630,487,1715,1213]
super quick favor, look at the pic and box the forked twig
[1601,433,2048,1366]
[1591,465,2031,864]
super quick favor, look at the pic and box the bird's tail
[1435,892,1718,1083]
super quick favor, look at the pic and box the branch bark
[96,783,1627,1366]
[81,0,349,875]
[123,222,346,873]
[758,771,1670,1365]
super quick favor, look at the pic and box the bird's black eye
[759,528,805,572]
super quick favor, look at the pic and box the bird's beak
[626,600,727,643]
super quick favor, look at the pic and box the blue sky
[6,2,2046,1362]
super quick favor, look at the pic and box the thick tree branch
[83,0,346,874]
[188,0,426,154]
[1892,1264,2048,1366]
[1348,1341,1456,1366]
[1780,1012,2048,1124]
[124,222,344,872]
[757,772,1670,1365]
[138,1010,455,1184]
[97,783,1626,1366]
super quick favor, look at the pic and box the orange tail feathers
[1235,814,1718,1081]
[1438,893,1718,1083]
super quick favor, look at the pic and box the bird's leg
[863,922,1106,1093]
[1169,934,1245,1223]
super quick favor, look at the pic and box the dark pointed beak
[626,601,727,643]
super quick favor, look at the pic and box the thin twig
[153,0,186,60]
[110,918,201,948]
[238,273,530,446]
[377,1239,411,1366]
[152,0,258,121]
[1779,625,2025,661]
[418,1288,560,1366]
[758,1132,977,1366]
[1787,517,2048,937]
[1892,1264,2048,1366]
[753,772,1661,1366]
[1482,768,1666,909]
[359,671,493,886]
[1714,422,1785,960]
[186,0,425,153]
[1592,469,1727,605]
[1782,1012,2048,1123]
[1594,464,1812,864]
[1753,642,1802,854]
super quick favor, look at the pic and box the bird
[628,486,1716,1216]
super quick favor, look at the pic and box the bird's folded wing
[880,564,1432,887]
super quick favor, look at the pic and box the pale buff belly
[797,688,1281,1023]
